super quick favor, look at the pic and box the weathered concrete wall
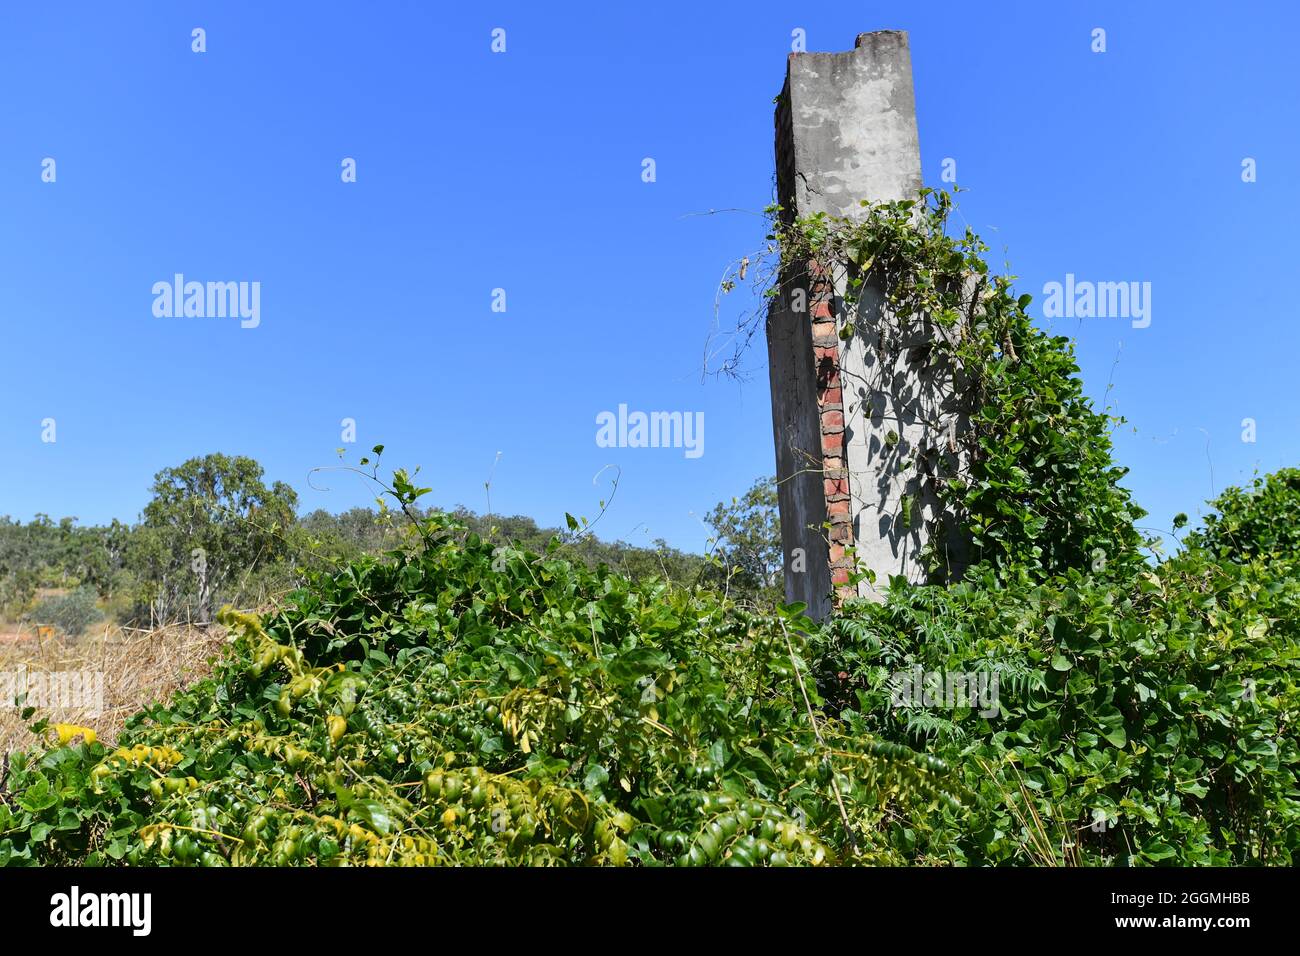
[779,32,923,218]
[768,31,964,616]
[839,286,970,594]
[766,288,832,619]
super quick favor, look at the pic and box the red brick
[824,476,849,498]
[822,454,843,472]
[828,543,846,564]
[811,300,833,320]
[826,498,850,516]
[818,387,843,407]
[821,431,843,452]
[829,523,853,543]
[820,409,845,431]
[831,567,851,586]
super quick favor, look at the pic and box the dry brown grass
[0,623,228,754]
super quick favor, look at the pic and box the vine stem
[778,618,858,854]
[151,822,247,846]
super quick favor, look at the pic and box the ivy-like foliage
[1187,467,1300,563]
[769,189,1146,583]
[795,191,1300,865]
[815,550,1300,865]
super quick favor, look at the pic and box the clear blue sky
[2,1,1296,553]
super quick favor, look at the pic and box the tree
[706,476,782,604]
[135,454,299,624]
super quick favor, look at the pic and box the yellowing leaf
[327,715,347,744]
[52,723,96,746]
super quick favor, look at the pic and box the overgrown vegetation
[814,535,1300,864]
[783,190,1298,864]
[764,188,1146,584]
[1,191,1295,866]
[0,499,957,866]
[1,455,769,631]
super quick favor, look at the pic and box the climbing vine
[758,188,1147,582]
[782,192,1300,865]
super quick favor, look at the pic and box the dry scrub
[0,624,226,753]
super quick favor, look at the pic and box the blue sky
[1,1,1296,553]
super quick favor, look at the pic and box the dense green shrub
[1186,467,1300,564]
[784,189,1299,865]
[814,548,1300,864]
[0,512,956,867]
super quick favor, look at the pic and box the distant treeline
[0,455,779,631]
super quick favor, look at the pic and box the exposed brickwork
[823,476,849,498]
[805,270,857,603]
